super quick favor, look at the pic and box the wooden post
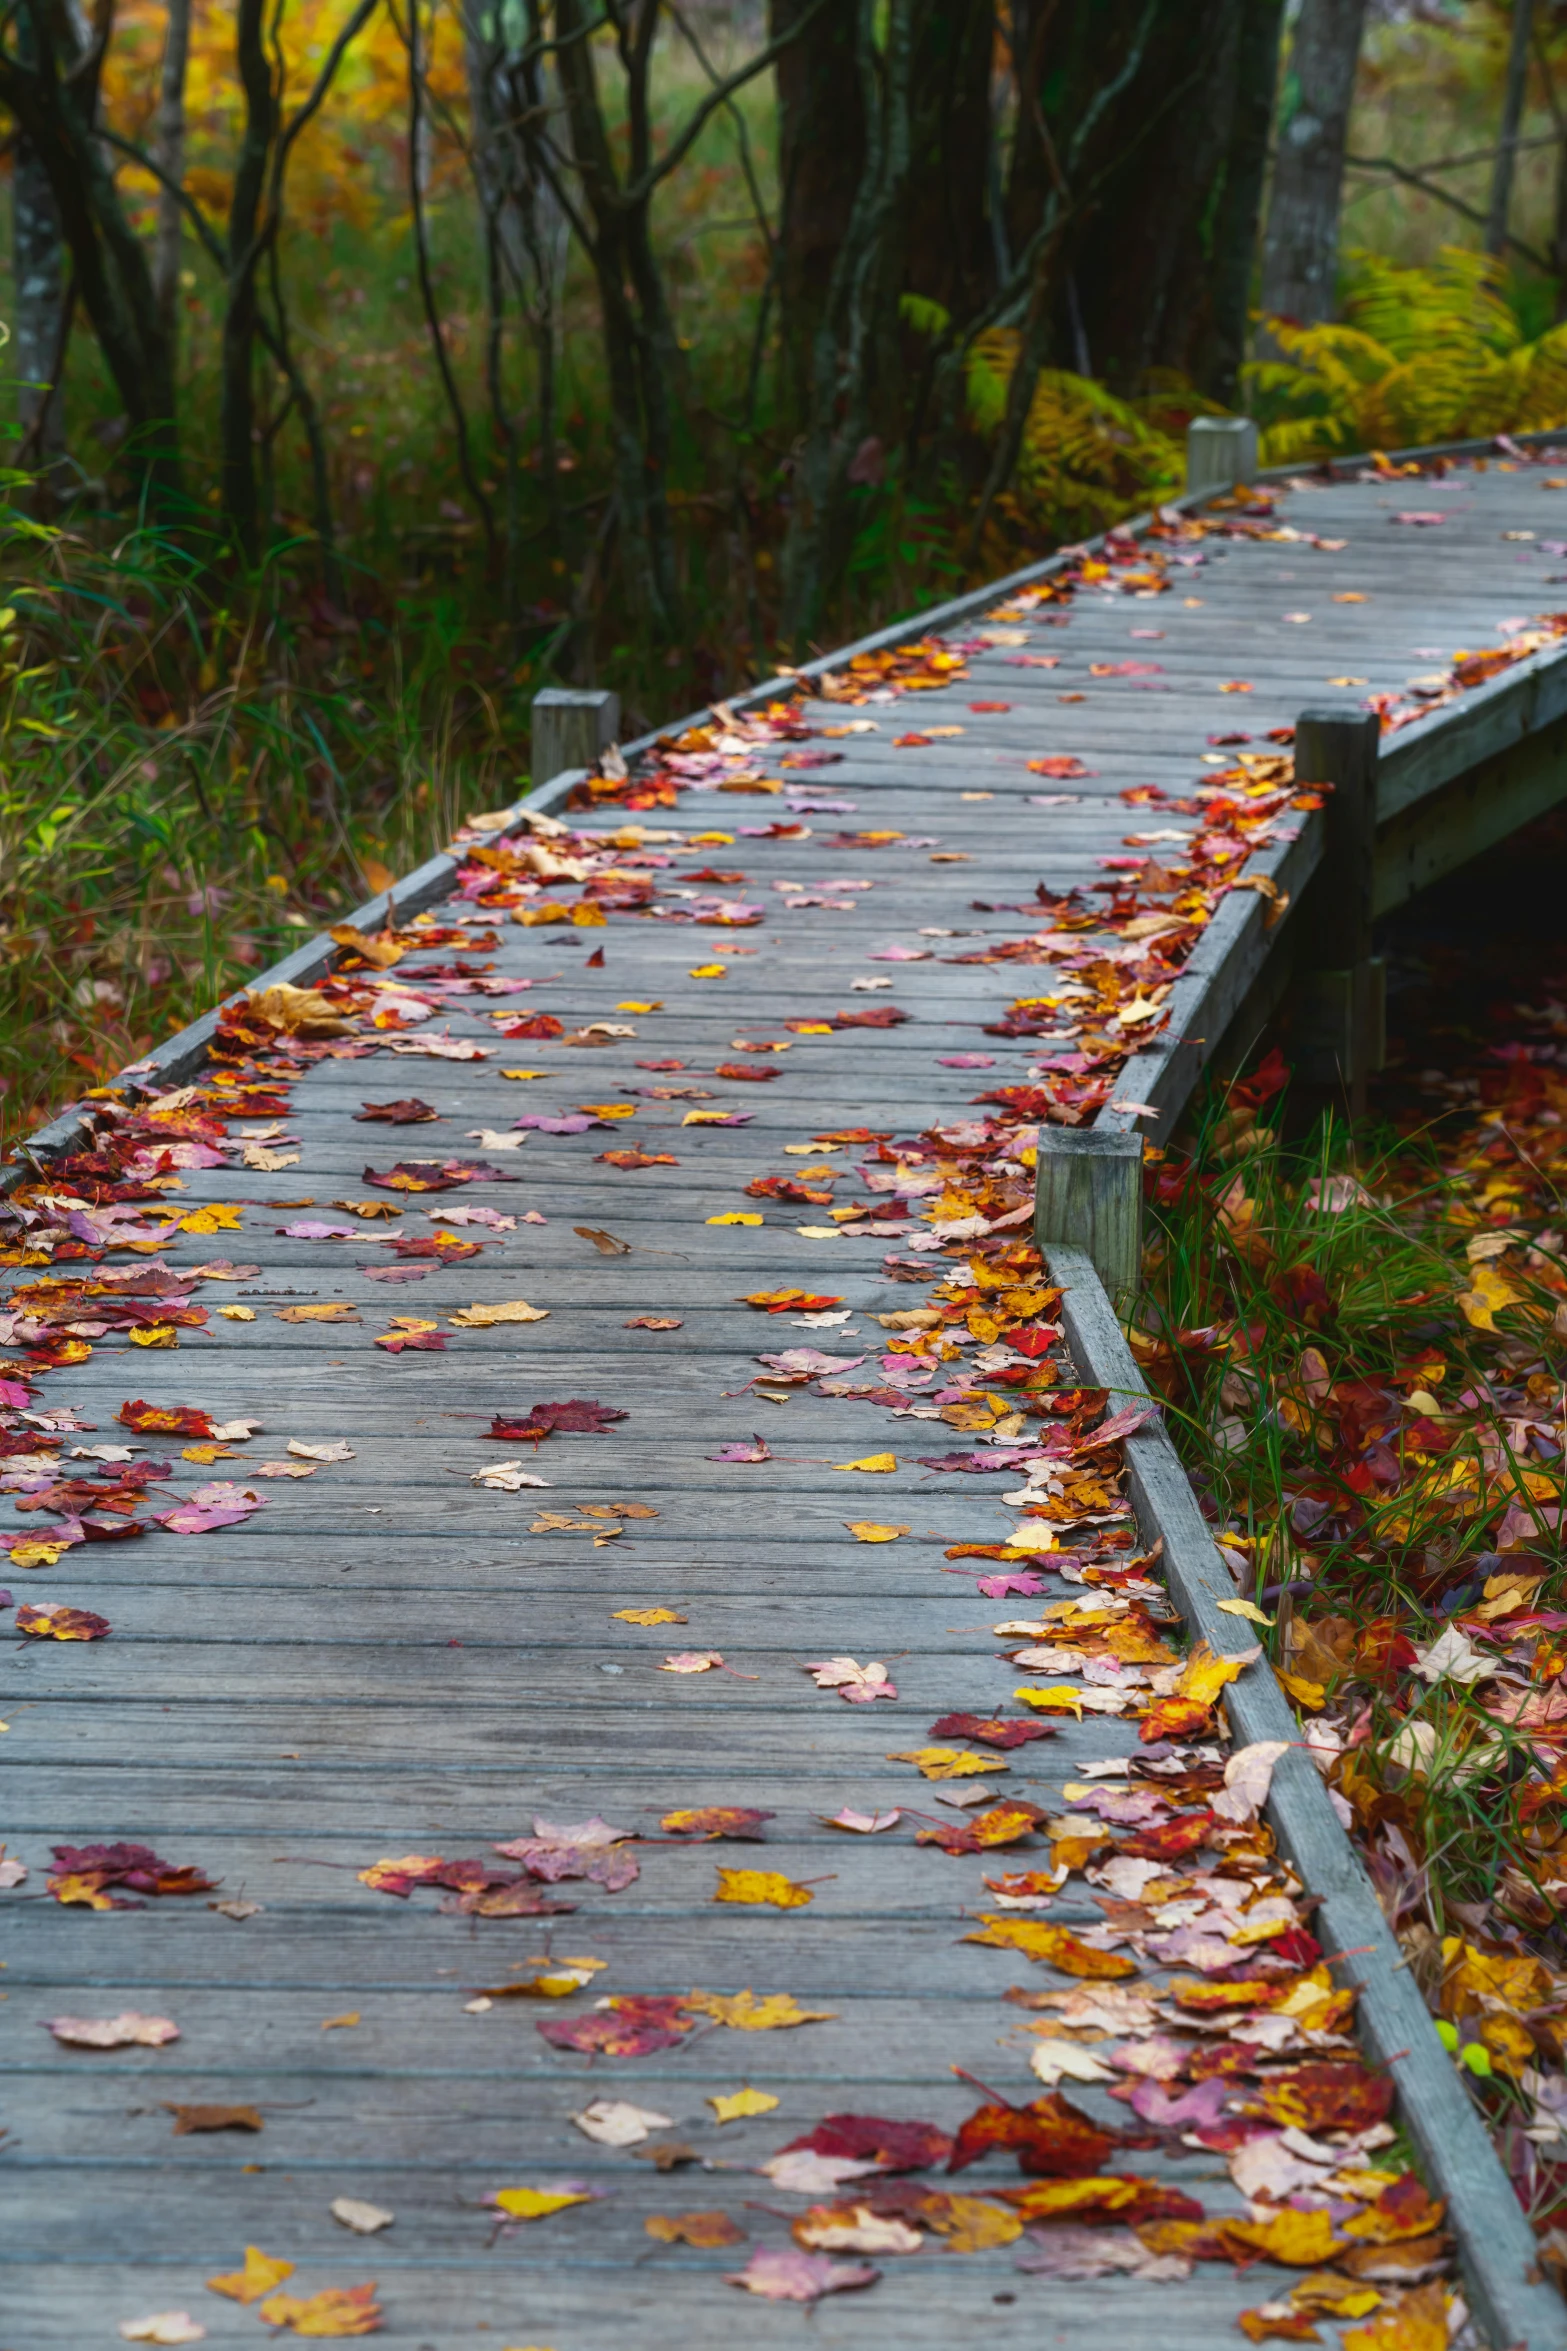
[1033,1127,1143,1314]
[531,687,620,787]
[1186,416,1259,497]
[1291,706,1384,1113]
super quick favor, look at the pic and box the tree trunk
[1061,0,1244,392]
[13,131,67,474]
[1258,0,1368,326]
[152,0,192,339]
[903,0,994,321]
[771,0,865,428]
[1204,0,1286,402]
[996,0,1266,398]
[221,0,278,562]
[0,0,181,508]
[779,0,919,643]
[552,0,680,638]
[1487,0,1534,256]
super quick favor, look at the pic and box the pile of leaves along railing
[4,481,1567,2341]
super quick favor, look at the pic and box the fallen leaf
[288,1439,355,1463]
[725,2248,879,2302]
[572,2098,672,2147]
[320,2013,360,2032]
[684,1990,837,2030]
[647,2210,746,2247]
[661,1650,726,1673]
[709,1212,763,1225]
[165,2104,262,2135]
[709,2086,780,2123]
[835,1452,897,1472]
[276,1303,359,1324]
[845,1521,909,1543]
[887,1746,1000,1780]
[626,1313,682,1328]
[330,2199,394,2234]
[254,2283,383,2336]
[17,1602,110,1640]
[661,1806,773,1839]
[47,2012,181,2049]
[1212,1738,1291,1824]
[1218,1597,1274,1626]
[471,1461,552,1491]
[793,2203,923,2254]
[964,1916,1138,1977]
[821,1808,902,1833]
[448,1300,550,1326]
[615,1607,687,1626]
[1342,2284,1450,2351]
[714,1868,814,1910]
[119,2315,207,2344]
[805,1656,897,1702]
[488,2183,597,2221]
[205,2246,296,2304]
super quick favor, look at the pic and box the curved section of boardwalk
[5,455,1566,2345]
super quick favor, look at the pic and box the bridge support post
[1033,1127,1143,1317]
[1186,416,1259,497]
[1291,708,1385,1115]
[532,687,620,788]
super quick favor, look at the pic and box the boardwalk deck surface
[6,455,1567,2347]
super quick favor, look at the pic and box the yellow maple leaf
[886,1746,1002,1780]
[129,1324,178,1347]
[179,1203,245,1235]
[684,1989,837,2030]
[707,2086,779,2124]
[1014,1686,1085,1716]
[1456,1263,1522,1332]
[1221,2209,1343,2267]
[713,1868,814,1910]
[964,1916,1138,1978]
[1174,1638,1257,1706]
[689,964,727,978]
[835,1452,897,1472]
[206,2245,296,2304]
[612,1606,687,1626]
[490,2186,592,2220]
[707,1212,763,1226]
[1276,1668,1327,1712]
[844,1521,909,1542]
[919,2193,1023,2252]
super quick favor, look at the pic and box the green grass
[1140,1085,1567,1972]
[0,511,525,1148]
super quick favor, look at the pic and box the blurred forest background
[6,0,1567,1137]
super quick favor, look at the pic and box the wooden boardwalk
[6,449,1567,2347]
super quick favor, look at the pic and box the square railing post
[1033,1126,1144,1316]
[1185,416,1259,497]
[1291,707,1384,1115]
[531,687,621,791]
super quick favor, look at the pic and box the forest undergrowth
[1139,822,1567,2249]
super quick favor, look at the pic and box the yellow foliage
[964,334,1184,539]
[1249,247,1567,464]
